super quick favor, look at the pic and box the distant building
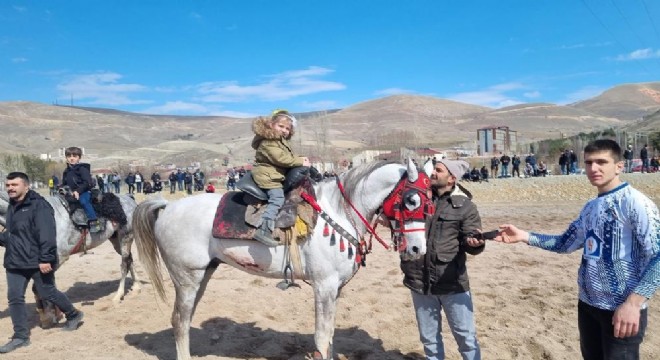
[476,126,518,155]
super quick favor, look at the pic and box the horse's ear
[407,158,418,182]
[423,159,433,178]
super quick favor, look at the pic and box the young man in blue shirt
[496,139,659,360]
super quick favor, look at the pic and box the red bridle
[381,171,435,251]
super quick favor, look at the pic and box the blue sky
[1,1,659,117]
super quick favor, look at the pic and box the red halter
[381,171,435,250]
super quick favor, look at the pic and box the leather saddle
[212,167,320,240]
[56,187,127,230]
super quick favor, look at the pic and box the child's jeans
[263,188,285,221]
[78,191,98,222]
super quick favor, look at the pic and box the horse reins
[334,176,390,250]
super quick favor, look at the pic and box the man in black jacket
[400,159,486,360]
[0,172,84,353]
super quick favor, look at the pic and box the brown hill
[0,83,658,169]
[570,82,660,120]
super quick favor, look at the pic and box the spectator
[511,154,521,178]
[142,181,154,194]
[134,171,143,193]
[524,163,534,178]
[184,171,193,195]
[125,172,136,194]
[490,156,499,178]
[112,172,121,193]
[176,169,185,191]
[651,156,659,172]
[48,175,57,196]
[205,182,216,193]
[569,150,578,174]
[559,150,569,175]
[469,167,481,182]
[96,175,104,192]
[526,153,538,176]
[500,153,511,178]
[237,166,246,179]
[168,171,177,194]
[640,144,649,173]
[623,145,634,173]
[480,166,489,182]
[537,161,548,177]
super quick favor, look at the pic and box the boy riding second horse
[62,146,101,233]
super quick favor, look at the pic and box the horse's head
[381,159,434,261]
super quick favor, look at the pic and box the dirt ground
[0,173,658,359]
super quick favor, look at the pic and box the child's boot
[253,219,278,246]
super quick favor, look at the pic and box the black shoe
[62,311,84,331]
[0,338,30,353]
[253,220,279,247]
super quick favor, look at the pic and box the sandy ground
[0,173,658,360]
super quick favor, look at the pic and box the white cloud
[13,6,27,12]
[558,85,606,105]
[11,57,28,63]
[189,12,202,20]
[374,88,415,96]
[196,66,346,103]
[524,91,541,98]
[615,48,660,61]
[447,82,526,108]
[56,72,149,106]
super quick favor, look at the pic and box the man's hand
[39,263,53,274]
[73,191,80,200]
[465,237,485,247]
[612,294,646,338]
[495,224,530,244]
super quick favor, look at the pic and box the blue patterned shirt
[528,182,660,311]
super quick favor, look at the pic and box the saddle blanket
[212,190,316,241]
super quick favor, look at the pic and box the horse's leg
[312,279,340,360]
[171,263,217,360]
[110,232,141,304]
[32,283,62,328]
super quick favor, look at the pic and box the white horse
[133,159,434,360]
[0,190,139,325]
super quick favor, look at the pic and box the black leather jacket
[400,184,484,295]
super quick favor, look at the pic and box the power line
[610,0,646,48]
[580,0,651,73]
[639,0,660,43]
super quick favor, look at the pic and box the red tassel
[339,237,345,252]
[355,251,362,264]
[330,230,336,245]
[323,222,330,236]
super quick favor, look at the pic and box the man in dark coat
[0,172,84,353]
[641,144,649,173]
[400,159,486,360]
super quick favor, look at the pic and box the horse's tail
[133,198,169,301]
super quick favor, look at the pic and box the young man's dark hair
[584,139,622,162]
[64,146,83,157]
[6,172,30,183]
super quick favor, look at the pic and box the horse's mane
[339,160,400,200]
